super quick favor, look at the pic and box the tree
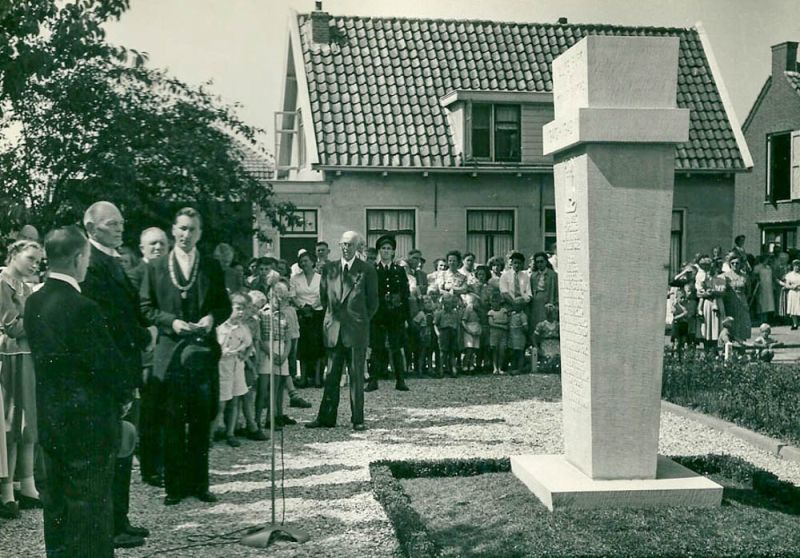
[0,0,295,252]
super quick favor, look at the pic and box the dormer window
[471,103,521,162]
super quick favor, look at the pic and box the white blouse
[290,271,322,310]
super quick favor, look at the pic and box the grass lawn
[399,468,800,557]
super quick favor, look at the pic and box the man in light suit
[306,231,378,431]
[81,201,152,549]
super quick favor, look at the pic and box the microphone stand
[240,280,309,547]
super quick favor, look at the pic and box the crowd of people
[667,234,791,361]
[0,204,561,555]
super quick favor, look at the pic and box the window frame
[468,102,522,163]
[465,208,517,263]
[766,129,797,203]
[365,208,418,257]
[282,208,319,236]
[669,208,686,280]
[542,205,557,252]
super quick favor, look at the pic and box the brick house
[262,5,750,277]
[734,42,800,254]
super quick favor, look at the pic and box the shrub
[661,349,800,444]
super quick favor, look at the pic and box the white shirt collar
[174,246,197,261]
[89,238,121,258]
[341,256,356,269]
[48,272,81,292]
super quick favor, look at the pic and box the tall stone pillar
[511,35,723,510]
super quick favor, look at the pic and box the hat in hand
[180,342,216,371]
[117,420,137,458]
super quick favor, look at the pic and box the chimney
[311,1,331,45]
[557,17,568,24]
[771,42,798,77]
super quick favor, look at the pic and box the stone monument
[511,35,723,510]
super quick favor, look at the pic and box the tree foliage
[0,0,294,251]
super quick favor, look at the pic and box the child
[215,291,253,447]
[533,303,560,366]
[412,296,434,375]
[682,282,699,350]
[488,296,509,375]
[257,281,293,430]
[508,299,528,374]
[241,290,269,441]
[473,265,493,373]
[461,293,482,373]
[717,317,744,360]
[752,323,781,362]
[671,288,690,355]
[434,293,461,377]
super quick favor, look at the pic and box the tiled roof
[297,14,746,171]
[236,142,274,180]
[785,71,800,95]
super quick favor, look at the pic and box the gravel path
[1,374,798,557]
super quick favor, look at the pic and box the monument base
[511,455,723,511]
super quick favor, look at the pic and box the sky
[105,0,800,148]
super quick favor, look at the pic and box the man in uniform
[365,235,410,392]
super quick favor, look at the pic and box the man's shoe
[289,396,312,408]
[143,474,164,488]
[395,381,410,391]
[352,423,367,432]
[364,380,379,392]
[280,415,297,426]
[305,420,334,429]
[195,491,218,503]
[113,532,145,549]
[17,494,43,509]
[246,429,269,441]
[0,501,20,519]
[122,522,150,538]
[164,495,182,506]
[226,436,241,448]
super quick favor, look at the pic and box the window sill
[764,199,794,205]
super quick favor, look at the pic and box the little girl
[257,281,293,429]
[488,296,509,375]
[533,303,560,372]
[434,293,461,377]
[215,291,253,447]
[752,323,781,362]
[508,299,528,374]
[412,296,434,375]
[461,293,482,373]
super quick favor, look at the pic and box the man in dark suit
[140,207,231,506]
[127,227,168,488]
[306,231,379,431]
[80,201,152,548]
[25,225,126,558]
[366,235,410,392]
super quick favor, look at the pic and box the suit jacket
[140,252,231,383]
[24,279,126,457]
[127,260,147,290]
[374,261,410,324]
[529,267,559,305]
[81,244,151,392]
[319,258,378,349]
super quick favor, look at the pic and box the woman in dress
[488,256,505,290]
[772,251,790,324]
[779,259,800,330]
[0,240,43,519]
[695,256,725,351]
[752,254,775,325]
[435,250,469,297]
[721,253,751,341]
[290,250,325,387]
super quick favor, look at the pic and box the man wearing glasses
[306,231,378,431]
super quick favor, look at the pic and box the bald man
[128,227,168,289]
[306,231,378,431]
[81,201,152,548]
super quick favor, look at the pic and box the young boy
[752,323,782,362]
[434,293,461,377]
[488,296,509,375]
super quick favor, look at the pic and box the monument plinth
[511,35,722,510]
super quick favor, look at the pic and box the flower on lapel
[352,271,364,290]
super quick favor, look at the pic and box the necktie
[514,272,521,297]
[343,263,349,275]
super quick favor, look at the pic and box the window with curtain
[366,209,415,258]
[470,103,521,162]
[466,210,515,264]
[669,210,684,279]
[543,207,557,252]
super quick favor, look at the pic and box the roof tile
[298,14,745,170]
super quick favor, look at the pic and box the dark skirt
[1,353,38,443]
[297,308,325,361]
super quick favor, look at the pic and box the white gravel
[0,374,797,557]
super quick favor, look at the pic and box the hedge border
[369,455,800,558]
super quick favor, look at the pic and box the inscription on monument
[553,41,587,116]
[557,156,590,410]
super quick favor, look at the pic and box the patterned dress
[695,269,725,341]
[533,319,560,358]
[721,270,751,340]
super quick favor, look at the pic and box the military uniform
[367,236,410,391]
